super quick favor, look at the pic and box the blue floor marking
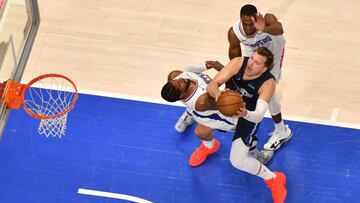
[0,93,359,203]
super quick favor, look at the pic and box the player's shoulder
[228,26,236,36]
[263,75,276,87]
[231,56,244,64]
[228,27,240,44]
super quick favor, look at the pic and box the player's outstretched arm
[253,13,283,35]
[228,28,242,59]
[205,61,224,72]
[207,57,243,100]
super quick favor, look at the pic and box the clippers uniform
[231,58,274,146]
[175,71,237,132]
[232,20,285,82]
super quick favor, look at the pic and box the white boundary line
[77,188,153,203]
[75,88,360,130]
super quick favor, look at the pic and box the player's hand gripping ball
[216,90,245,117]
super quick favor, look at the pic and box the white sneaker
[175,111,195,133]
[257,150,274,164]
[264,125,292,151]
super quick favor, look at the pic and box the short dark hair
[240,4,257,17]
[161,82,181,102]
[256,47,274,70]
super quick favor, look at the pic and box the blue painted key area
[0,93,359,203]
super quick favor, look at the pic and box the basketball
[216,90,244,117]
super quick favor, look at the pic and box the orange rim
[21,73,78,119]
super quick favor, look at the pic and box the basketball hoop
[3,74,78,138]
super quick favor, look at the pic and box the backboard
[0,0,40,139]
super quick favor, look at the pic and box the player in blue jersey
[207,46,287,203]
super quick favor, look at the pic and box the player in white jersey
[198,4,292,152]
[172,71,237,132]
[231,15,285,81]
[161,70,272,167]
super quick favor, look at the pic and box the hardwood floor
[23,0,360,125]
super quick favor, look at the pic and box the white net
[22,74,77,138]
[38,113,67,138]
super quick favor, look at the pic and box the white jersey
[232,20,286,81]
[175,71,238,132]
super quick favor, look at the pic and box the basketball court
[0,0,359,202]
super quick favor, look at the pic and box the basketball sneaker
[189,138,220,167]
[175,111,195,133]
[264,125,292,151]
[264,172,287,203]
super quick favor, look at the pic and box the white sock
[274,120,285,133]
[202,139,215,148]
[257,164,276,180]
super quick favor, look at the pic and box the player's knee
[194,125,213,140]
[194,127,202,137]
[229,149,248,170]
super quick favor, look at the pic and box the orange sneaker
[264,172,287,203]
[189,138,220,167]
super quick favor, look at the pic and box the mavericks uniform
[175,72,238,132]
[231,58,274,146]
[232,20,285,82]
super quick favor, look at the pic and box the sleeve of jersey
[183,87,206,111]
[183,64,206,73]
[243,99,269,123]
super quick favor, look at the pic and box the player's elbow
[277,23,284,34]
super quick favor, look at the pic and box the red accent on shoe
[264,172,287,203]
[189,138,220,167]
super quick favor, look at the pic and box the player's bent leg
[265,93,292,151]
[230,138,261,175]
[189,124,220,167]
[230,138,287,203]
[246,135,274,164]
[175,109,195,133]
